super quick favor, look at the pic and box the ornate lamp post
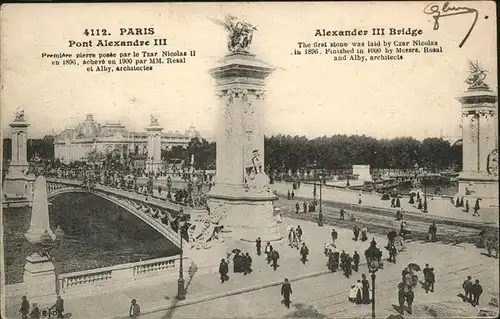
[365,238,382,319]
[423,169,428,213]
[313,160,317,200]
[187,180,193,206]
[177,213,187,300]
[167,175,172,200]
[318,169,323,226]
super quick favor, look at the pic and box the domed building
[54,114,200,164]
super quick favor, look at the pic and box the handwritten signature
[423,2,478,48]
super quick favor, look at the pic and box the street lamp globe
[364,238,382,272]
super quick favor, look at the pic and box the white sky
[0,2,497,140]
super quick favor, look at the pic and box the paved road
[142,240,499,318]
[272,182,498,224]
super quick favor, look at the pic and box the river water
[3,193,180,284]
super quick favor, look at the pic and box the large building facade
[54,114,200,163]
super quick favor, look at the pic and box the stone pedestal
[456,87,498,208]
[207,52,282,243]
[25,176,56,244]
[23,254,57,305]
[3,118,33,207]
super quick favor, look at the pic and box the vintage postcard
[1,2,498,318]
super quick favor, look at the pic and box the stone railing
[58,255,187,296]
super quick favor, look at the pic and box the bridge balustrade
[58,255,187,296]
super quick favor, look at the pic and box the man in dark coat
[473,199,481,216]
[344,255,352,278]
[340,250,347,270]
[332,251,340,272]
[219,258,229,283]
[271,250,280,271]
[362,274,371,304]
[388,244,397,264]
[295,202,300,214]
[300,243,309,265]
[287,190,291,200]
[340,208,345,220]
[296,226,303,242]
[291,190,295,200]
[353,226,360,241]
[423,264,431,292]
[129,299,140,318]
[428,222,437,242]
[244,252,253,275]
[427,268,435,293]
[471,279,483,307]
[462,276,473,302]
[54,295,64,319]
[331,229,338,246]
[353,251,360,271]
[303,201,308,214]
[398,283,406,314]
[256,237,262,256]
[281,278,292,309]
[19,296,30,319]
[406,288,414,314]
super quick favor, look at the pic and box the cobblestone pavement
[272,182,498,225]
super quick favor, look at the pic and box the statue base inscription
[3,166,35,208]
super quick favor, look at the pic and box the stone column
[25,176,55,243]
[207,52,282,243]
[457,86,498,207]
[146,117,163,173]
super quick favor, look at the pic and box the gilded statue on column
[209,14,257,53]
[465,60,489,89]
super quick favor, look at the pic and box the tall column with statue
[3,109,36,208]
[145,115,163,174]
[205,14,282,243]
[456,61,498,208]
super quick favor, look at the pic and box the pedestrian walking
[291,190,295,200]
[303,201,308,214]
[287,190,291,200]
[244,252,253,275]
[300,243,309,265]
[340,208,345,220]
[473,198,481,216]
[328,251,335,272]
[353,251,360,271]
[295,202,300,214]
[271,250,280,271]
[296,225,303,242]
[360,228,368,242]
[465,200,470,213]
[256,237,262,256]
[428,222,437,242]
[331,228,338,246]
[344,255,352,278]
[19,296,30,319]
[219,258,229,283]
[472,279,483,307]
[358,193,362,204]
[405,288,414,315]
[395,196,401,208]
[265,242,273,264]
[398,283,406,315]
[281,278,292,309]
[462,276,473,302]
[362,274,370,304]
[353,225,360,241]
[129,299,141,318]
[388,244,397,264]
[391,197,396,208]
[340,250,347,270]
[349,285,358,303]
[423,264,431,292]
[428,268,435,292]
[30,303,40,319]
[53,295,64,319]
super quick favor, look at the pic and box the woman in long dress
[355,280,364,304]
